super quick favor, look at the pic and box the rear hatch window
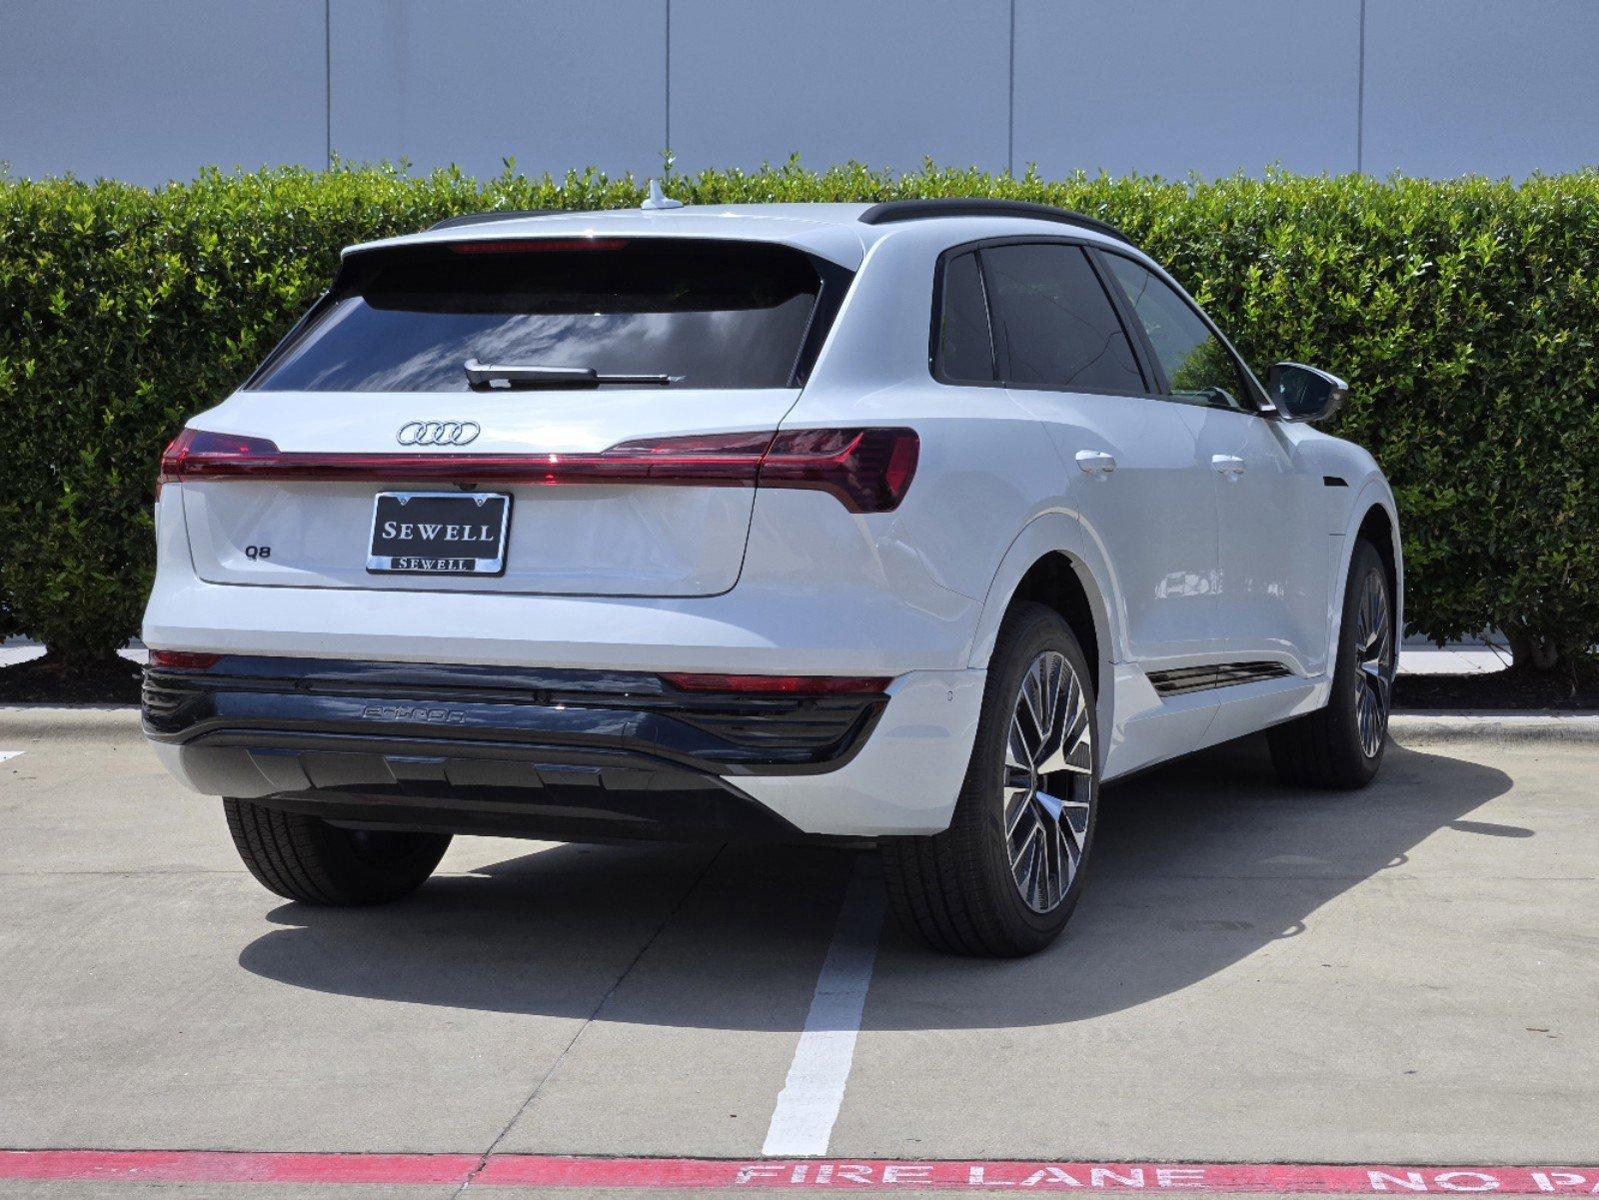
[184,236,852,599]
[252,238,827,393]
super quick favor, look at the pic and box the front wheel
[224,798,451,905]
[1268,538,1395,789]
[881,603,1099,957]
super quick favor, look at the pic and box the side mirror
[1268,362,1348,423]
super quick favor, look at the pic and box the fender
[964,508,1124,735]
[1326,476,1404,665]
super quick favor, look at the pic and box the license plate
[367,491,512,576]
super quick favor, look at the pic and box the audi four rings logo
[396,420,481,446]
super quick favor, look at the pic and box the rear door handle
[1211,454,1247,477]
[1075,450,1117,477]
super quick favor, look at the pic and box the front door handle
[1211,454,1247,478]
[1075,450,1117,477]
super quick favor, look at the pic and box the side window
[934,251,996,383]
[1100,254,1252,411]
[981,243,1146,395]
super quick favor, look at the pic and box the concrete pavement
[1,707,1595,1195]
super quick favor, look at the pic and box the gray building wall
[3,0,1597,186]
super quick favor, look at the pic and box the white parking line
[762,855,886,1158]
[0,751,23,764]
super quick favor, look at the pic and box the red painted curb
[1,1151,1596,1193]
[477,1160,1599,1193]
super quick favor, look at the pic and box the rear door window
[253,239,829,392]
[934,251,997,383]
[981,243,1146,395]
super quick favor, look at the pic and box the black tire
[1268,539,1395,789]
[223,798,451,905]
[881,602,1099,957]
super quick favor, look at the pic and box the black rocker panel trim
[1148,661,1294,698]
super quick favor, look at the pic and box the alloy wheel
[1003,651,1094,913]
[1354,568,1395,758]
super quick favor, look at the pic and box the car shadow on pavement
[864,734,1514,1027]
[237,734,1511,1030]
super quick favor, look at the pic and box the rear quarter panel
[782,222,1105,663]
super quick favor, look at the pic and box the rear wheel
[1268,539,1395,789]
[224,798,451,905]
[882,603,1098,957]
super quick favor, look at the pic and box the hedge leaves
[2,163,1597,663]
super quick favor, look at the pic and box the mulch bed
[1394,669,1599,711]
[0,652,144,705]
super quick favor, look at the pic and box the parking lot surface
[1,708,1595,1197]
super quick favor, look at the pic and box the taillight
[660,672,891,695]
[147,650,222,671]
[759,427,919,513]
[152,425,919,512]
[159,428,281,484]
[607,427,919,512]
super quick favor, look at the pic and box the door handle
[1075,450,1117,477]
[1211,454,1247,478]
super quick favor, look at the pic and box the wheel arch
[966,512,1121,736]
[1332,484,1404,658]
[1358,504,1399,598]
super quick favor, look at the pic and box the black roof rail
[857,198,1135,246]
[427,209,562,232]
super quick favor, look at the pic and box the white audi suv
[142,195,1400,956]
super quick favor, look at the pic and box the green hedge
[3,162,1598,667]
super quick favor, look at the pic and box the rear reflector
[147,650,222,671]
[157,426,919,512]
[660,673,892,695]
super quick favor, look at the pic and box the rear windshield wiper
[465,359,680,389]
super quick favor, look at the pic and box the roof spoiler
[427,209,561,232]
[857,198,1135,247]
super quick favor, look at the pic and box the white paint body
[143,204,1401,835]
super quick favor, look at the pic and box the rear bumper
[144,656,889,843]
[144,656,987,840]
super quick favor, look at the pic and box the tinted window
[1101,254,1251,411]
[982,243,1144,394]
[935,252,995,383]
[254,239,823,392]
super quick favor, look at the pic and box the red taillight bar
[660,672,892,695]
[158,429,774,487]
[158,427,919,513]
